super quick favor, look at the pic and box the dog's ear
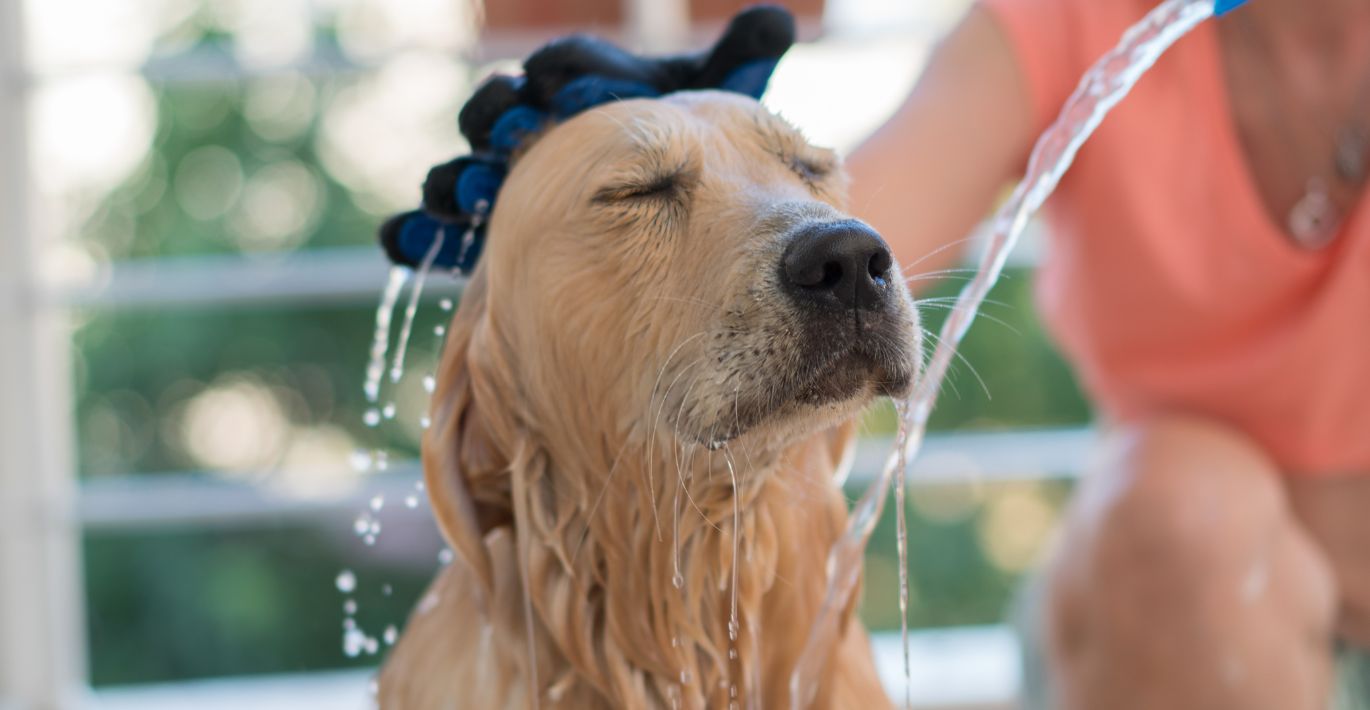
[423,267,510,597]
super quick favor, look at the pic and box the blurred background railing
[0,0,1093,708]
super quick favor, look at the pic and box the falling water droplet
[335,570,357,593]
[405,494,419,509]
[353,514,371,537]
[433,325,446,336]
[364,534,376,546]
[374,451,389,471]
[438,548,454,565]
[363,408,381,427]
[343,628,367,658]
[349,449,372,472]
[382,584,392,597]
[383,625,398,645]
[728,619,738,641]
[342,617,356,630]
[382,402,396,420]
[419,415,431,430]
[672,573,684,589]
[671,636,679,648]
[679,670,691,685]
[370,495,384,512]
[343,599,357,615]
[439,298,453,311]
[364,636,380,655]
[422,375,436,393]
[728,649,737,660]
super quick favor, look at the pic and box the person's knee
[1045,415,1291,644]
[1091,416,1281,568]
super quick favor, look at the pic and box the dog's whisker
[916,301,1021,335]
[901,234,980,272]
[671,372,725,534]
[570,431,640,566]
[920,326,991,399]
[903,268,978,285]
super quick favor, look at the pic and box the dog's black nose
[782,220,893,309]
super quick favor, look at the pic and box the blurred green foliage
[85,523,440,685]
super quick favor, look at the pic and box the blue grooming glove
[378,5,796,274]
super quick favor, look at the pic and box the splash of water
[790,1,1222,706]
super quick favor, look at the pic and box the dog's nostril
[782,219,894,310]
[868,248,892,281]
[818,261,844,289]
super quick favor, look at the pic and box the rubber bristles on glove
[378,5,795,274]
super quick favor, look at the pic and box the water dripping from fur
[364,267,410,404]
[388,228,447,386]
[892,401,912,710]
[723,448,741,644]
[672,475,685,590]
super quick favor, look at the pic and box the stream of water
[790,0,1230,706]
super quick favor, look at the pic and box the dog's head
[463,91,919,459]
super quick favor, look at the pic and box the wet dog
[379,90,919,709]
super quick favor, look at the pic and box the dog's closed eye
[787,155,831,185]
[594,171,686,203]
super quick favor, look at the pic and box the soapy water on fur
[791,1,1223,706]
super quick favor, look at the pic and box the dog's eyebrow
[750,115,805,155]
[594,122,692,184]
[749,114,838,179]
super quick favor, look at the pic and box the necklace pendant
[1336,127,1368,184]
[1288,177,1339,249]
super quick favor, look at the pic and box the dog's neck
[499,409,858,708]
[416,306,869,709]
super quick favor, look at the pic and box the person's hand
[379,5,795,273]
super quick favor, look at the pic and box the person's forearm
[846,5,1034,290]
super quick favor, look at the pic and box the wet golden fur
[379,92,918,709]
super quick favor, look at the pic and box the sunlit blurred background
[0,0,1092,708]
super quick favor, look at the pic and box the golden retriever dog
[378,90,919,709]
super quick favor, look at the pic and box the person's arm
[847,5,1036,283]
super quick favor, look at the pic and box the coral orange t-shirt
[980,0,1370,475]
